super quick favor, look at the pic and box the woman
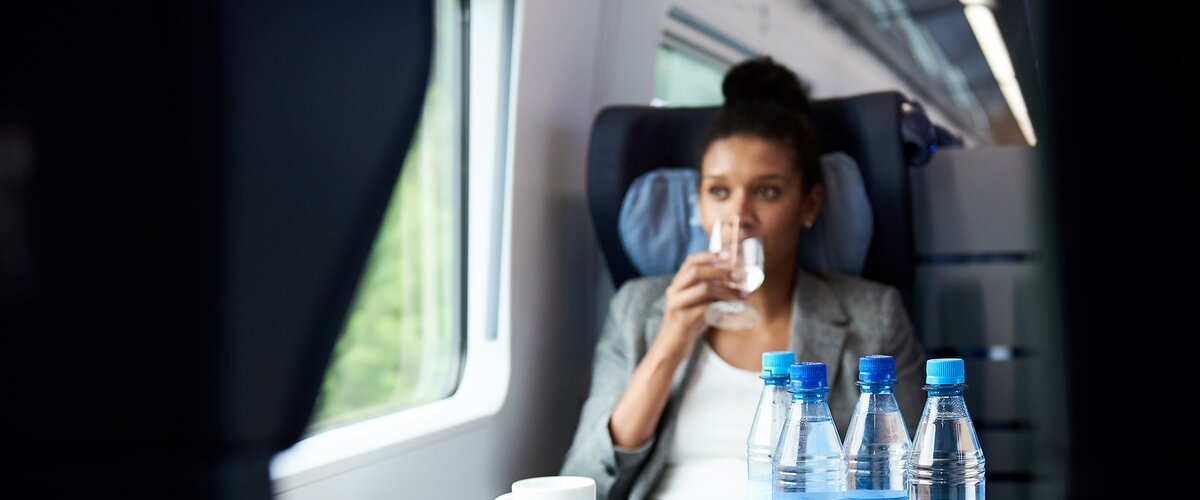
[560,57,926,500]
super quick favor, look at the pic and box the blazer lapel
[789,268,850,385]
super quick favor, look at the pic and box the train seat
[587,91,936,314]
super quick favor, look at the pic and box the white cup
[508,476,596,500]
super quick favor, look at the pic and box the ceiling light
[963,3,1037,145]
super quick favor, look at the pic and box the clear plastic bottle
[843,355,910,500]
[748,351,795,500]
[772,362,847,500]
[906,358,986,500]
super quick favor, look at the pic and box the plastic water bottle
[843,355,910,500]
[772,362,846,499]
[906,358,985,500]
[748,351,795,500]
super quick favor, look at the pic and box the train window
[308,0,464,432]
[271,0,510,486]
[652,42,727,106]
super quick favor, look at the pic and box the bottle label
[847,492,906,500]
[772,492,846,500]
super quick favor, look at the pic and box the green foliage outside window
[654,44,727,106]
[308,0,462,432]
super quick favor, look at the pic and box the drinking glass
[703,215,764,330]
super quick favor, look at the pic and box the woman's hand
[657,252,749,356]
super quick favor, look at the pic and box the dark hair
[700,57,822,191]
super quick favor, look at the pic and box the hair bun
[722,56,810,114]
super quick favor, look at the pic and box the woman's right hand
[657,251,749,354]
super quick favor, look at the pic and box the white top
[650,340,764,499]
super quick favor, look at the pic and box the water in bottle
[906,358,985,500]
[843,355,910,500]
[748,350,795,500]
[772,362,846,500]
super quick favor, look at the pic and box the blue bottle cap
[789,362,828,390]
[926,358,966,385]
[858,355,896,382]
[761,351,795,378]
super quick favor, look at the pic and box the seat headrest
[617,152,873,278]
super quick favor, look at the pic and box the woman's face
[698,135,823,276]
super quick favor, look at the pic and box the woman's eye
[756,186,779,198]
[708,186,729,198]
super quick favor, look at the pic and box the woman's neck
[707,259,795,359]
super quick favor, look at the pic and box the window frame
[662,7,752,69]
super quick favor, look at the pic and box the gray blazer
[559,268,927,500]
